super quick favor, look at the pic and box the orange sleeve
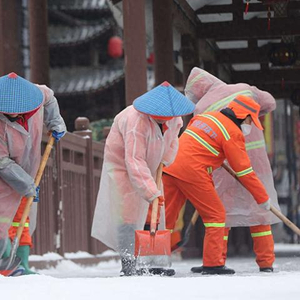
[222,132,269,204]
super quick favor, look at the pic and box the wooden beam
[195,1,300,14]
[217,48,268,64]
[248,83,299,99]
[172,0,199,35]
[231,69,300,84]
[197,17,300,40]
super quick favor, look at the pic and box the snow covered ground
[1,248,300,300]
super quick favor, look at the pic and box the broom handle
[150,163,164,235]
[221,163,300,236]
[15,135,55,241]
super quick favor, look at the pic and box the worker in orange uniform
[184,67,279,273]
[163,95,271,275]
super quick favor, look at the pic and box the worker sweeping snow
[0,72,66,276]
[91,82,195,276]
[183,67,280,273]
[163,94,272,275]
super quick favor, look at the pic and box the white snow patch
[29,252,63,261]
[96,249,119,257]
[275,243,300,252]
[1,257,300,300]
[64,251,94,259]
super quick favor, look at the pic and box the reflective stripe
[204,223,225,228]
[251,231,272,238]
[0,217,11,224]
[236,167,253,177]
[11,222,29,228]
[223,236,228,241]
[185,73,206,91]
[184,129,220,156]
[201,114,230,141]
[246,140,266,151]
[167,229,174,233]
[207,167,213,174]
[233,98,257,113]
[204,90,253,113]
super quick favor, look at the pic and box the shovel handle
[221,163,300,237]
[270,205,300,236]
[150,163,164,235]
[15,135,55,241]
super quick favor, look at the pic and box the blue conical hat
[133,81,195,117]
[0,72,43,114]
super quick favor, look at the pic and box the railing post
[54,137,64,256]
[73,117,95,253]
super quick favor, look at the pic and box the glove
[52,130,65,142]
[158,195,164,207]
[33,186,40,202]
[259,198,271,211]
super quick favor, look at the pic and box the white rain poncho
[0,85,66,256]
[92,105,183,255]
[185,67,280,227]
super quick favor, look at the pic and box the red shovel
[134,163,172,270]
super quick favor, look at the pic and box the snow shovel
[135,163,173,274]
[0,135,55,276]
[221,163,300,236]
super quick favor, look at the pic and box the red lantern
[147,52,155,64]
[108,36,123,59]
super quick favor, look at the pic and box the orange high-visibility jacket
[165,111,269,205]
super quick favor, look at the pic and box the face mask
[241,124,252,136]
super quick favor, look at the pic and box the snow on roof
[50,66,124,96]
[49,20,113,46]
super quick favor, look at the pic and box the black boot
[120,257,137,276]
[260,267,273,273]
[191,265,203,273]
[202,265,235,275]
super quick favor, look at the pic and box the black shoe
[191,265,203,273]
[120,257,137,276]
[260,267,273,273]
[202,266,235,275]
[138,267,175,276]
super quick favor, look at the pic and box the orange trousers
[222,226,275,268]
[163,173,226,267]
[8,197,32,247]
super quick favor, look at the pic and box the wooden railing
[32,118,107,256]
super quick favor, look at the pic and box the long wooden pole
[221,163,300,236]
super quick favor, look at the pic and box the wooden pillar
[153,0,174,86]
[28,0,49,85]
[123,0,147,106]
[0,0,23,75]
[181,34,198,88]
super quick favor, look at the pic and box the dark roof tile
[50,66,124,96]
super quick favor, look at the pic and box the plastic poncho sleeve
[252,86,276,116]
[0,136,36,197]
[161,118,183,167]
[124,124,162,203]
[37,85,67,134]
[223,132,269,204]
